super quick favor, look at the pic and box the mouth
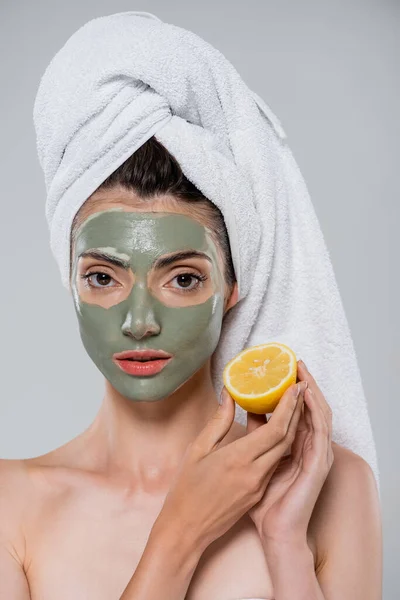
[112,354,173,377]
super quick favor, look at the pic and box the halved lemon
[222,342,298,414]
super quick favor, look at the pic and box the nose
[121,281,161,340]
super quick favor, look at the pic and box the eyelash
[79,270,208,294]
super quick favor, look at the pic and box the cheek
[75,302,123,349]
[161,295,224,353]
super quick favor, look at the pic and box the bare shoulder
[0,458,32,562]
[0,457,32,506]
[0,444,91,570]
[319,441,378,503]
[309,441,380,570]
[328,441,376,480]
[0,452,64,535]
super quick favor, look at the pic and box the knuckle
[247,469,264,495]
[252,488,264,504]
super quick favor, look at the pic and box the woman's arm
[263,536,325,600]
[119,517,203,600]
[260,445,382,600]
[310,446,382,599]
[0,460,32,599]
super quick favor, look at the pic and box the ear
[224,281,239,315]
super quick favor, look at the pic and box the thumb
[193,387,236,456]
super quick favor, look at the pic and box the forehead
[73,208,214,256]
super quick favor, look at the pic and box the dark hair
[70,135,236,296]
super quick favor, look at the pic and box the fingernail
[298,381,308,396]
[301,360,308,371]
[295,383,301,398]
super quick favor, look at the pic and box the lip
[113,349,173,360]
[113,356,173,377]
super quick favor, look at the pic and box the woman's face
[70,204,231,402]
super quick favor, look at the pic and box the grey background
[0,0,398,596]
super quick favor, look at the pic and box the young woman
[0,137,381,599]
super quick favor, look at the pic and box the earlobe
[224,281,239,315]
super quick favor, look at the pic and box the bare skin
[0,436,379,599]
[0,192,382,599]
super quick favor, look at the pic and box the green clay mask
[70,209,226,402]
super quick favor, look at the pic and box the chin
[103,377,187,404]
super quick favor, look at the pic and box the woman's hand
[153,380,305,555]
[247,360,334,544]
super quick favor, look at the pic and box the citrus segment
[222,342,298,414]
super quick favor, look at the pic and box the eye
[80,270,208,293]
[80,272,118,289]
[169,271,208,293]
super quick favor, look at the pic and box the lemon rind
[223,342,297,400]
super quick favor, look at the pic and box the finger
[298,360,332,430]
[233,382,306,461]
[246,411,267,435]
[305,386,328,437]
[306,385,333,463]
[297,361,321,401]
[304,388,334,472]
[256,383,306,468]
[290,404,309,465]
[303,386,330,465]
[192,387,236,456]
[233,384,304,461]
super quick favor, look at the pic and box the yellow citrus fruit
[222,342,298,414]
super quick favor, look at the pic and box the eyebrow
[78,249,212,270]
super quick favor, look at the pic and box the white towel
[33,11,380,492]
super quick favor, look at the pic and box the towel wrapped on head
[33,10,380,490]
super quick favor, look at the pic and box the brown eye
[169,272,208,293]
[81,272,117,288]
[177,274,194,288]
[93,273,112,286]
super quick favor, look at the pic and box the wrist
[149,515,204,572]
[260,535,321,600]
[260,532,312,559]
[263,538,314,581]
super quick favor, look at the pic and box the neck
[81,360,220,493]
